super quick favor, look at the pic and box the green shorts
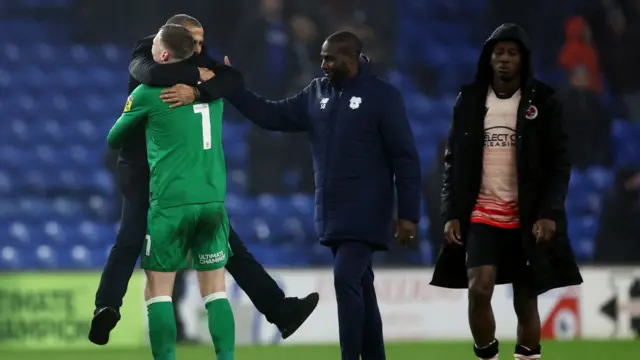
[142,202,231,272]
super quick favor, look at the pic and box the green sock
[146,297,177,360]
[204,292,235,360]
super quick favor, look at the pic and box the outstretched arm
[197,62,245,102]
[130,38,244,104]
[225,83,312,132]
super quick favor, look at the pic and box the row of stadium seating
[1,2,637,269]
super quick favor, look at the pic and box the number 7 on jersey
[193,103,211,150]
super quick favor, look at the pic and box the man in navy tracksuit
[226,31,421,360]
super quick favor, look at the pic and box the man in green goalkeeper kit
[107,24,234,360]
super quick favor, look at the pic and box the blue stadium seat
[405,94,435,120]
[6,221,31,244]
[570,236,595,260]
[250,216,274,244]
[419,215,430,242]
[385,70,419,95]
[0,245,19,270]
[267,216,308,244]
[224,141,248,167]
[70,119,103,145]
[566,169,603,216]
[63,244,95,268]
[612,120,640,168]
[223,122,249,140]
[100,44,127,64]
[256,195,295,216]
[288,194,314,216]
[419,241,434,265]
[585,166,614,191]
[568,216,598,260]
[52,197,86,219]
[1,43,21,62]
[51,66,85,90]
[77,221,114,245]
[227,169,247,194]
[4,118,31,146]
[245,244,284,266]
[278,243,311,266]
[226,194,257,219]
[309,242,333,265]
[0,172,12,196]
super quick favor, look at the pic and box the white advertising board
[579,267,640,339]
[174,268,581,345]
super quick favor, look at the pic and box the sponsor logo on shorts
[198,251,225,264]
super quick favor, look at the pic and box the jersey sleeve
[106,86,150,149]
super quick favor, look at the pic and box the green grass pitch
[3,340,640,360]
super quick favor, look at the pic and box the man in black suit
[89,14,318,346]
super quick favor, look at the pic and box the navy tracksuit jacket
[227,57,422,249]
[227,56,421,360]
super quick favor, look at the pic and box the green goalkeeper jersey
[107,84,226,209]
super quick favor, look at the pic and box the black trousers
[95,175,286,325]
[332,242,385,360]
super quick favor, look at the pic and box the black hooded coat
[430,24,583,295]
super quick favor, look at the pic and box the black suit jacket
[115,35,245,199]
[128,34,243,101]
[118,35,244,166]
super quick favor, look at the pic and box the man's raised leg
[225,225,318,338]
[198,269,235,360]
[145,271,178,360]
[90,193,148,345]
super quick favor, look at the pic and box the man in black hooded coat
[430,23,583,360]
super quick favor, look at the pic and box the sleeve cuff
[539,209,561,222]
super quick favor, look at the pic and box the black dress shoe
[278,292,319,339]
[88,307,121,345]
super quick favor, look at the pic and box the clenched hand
[160,84,197,108]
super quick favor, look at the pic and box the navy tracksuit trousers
[332,241,386,360]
